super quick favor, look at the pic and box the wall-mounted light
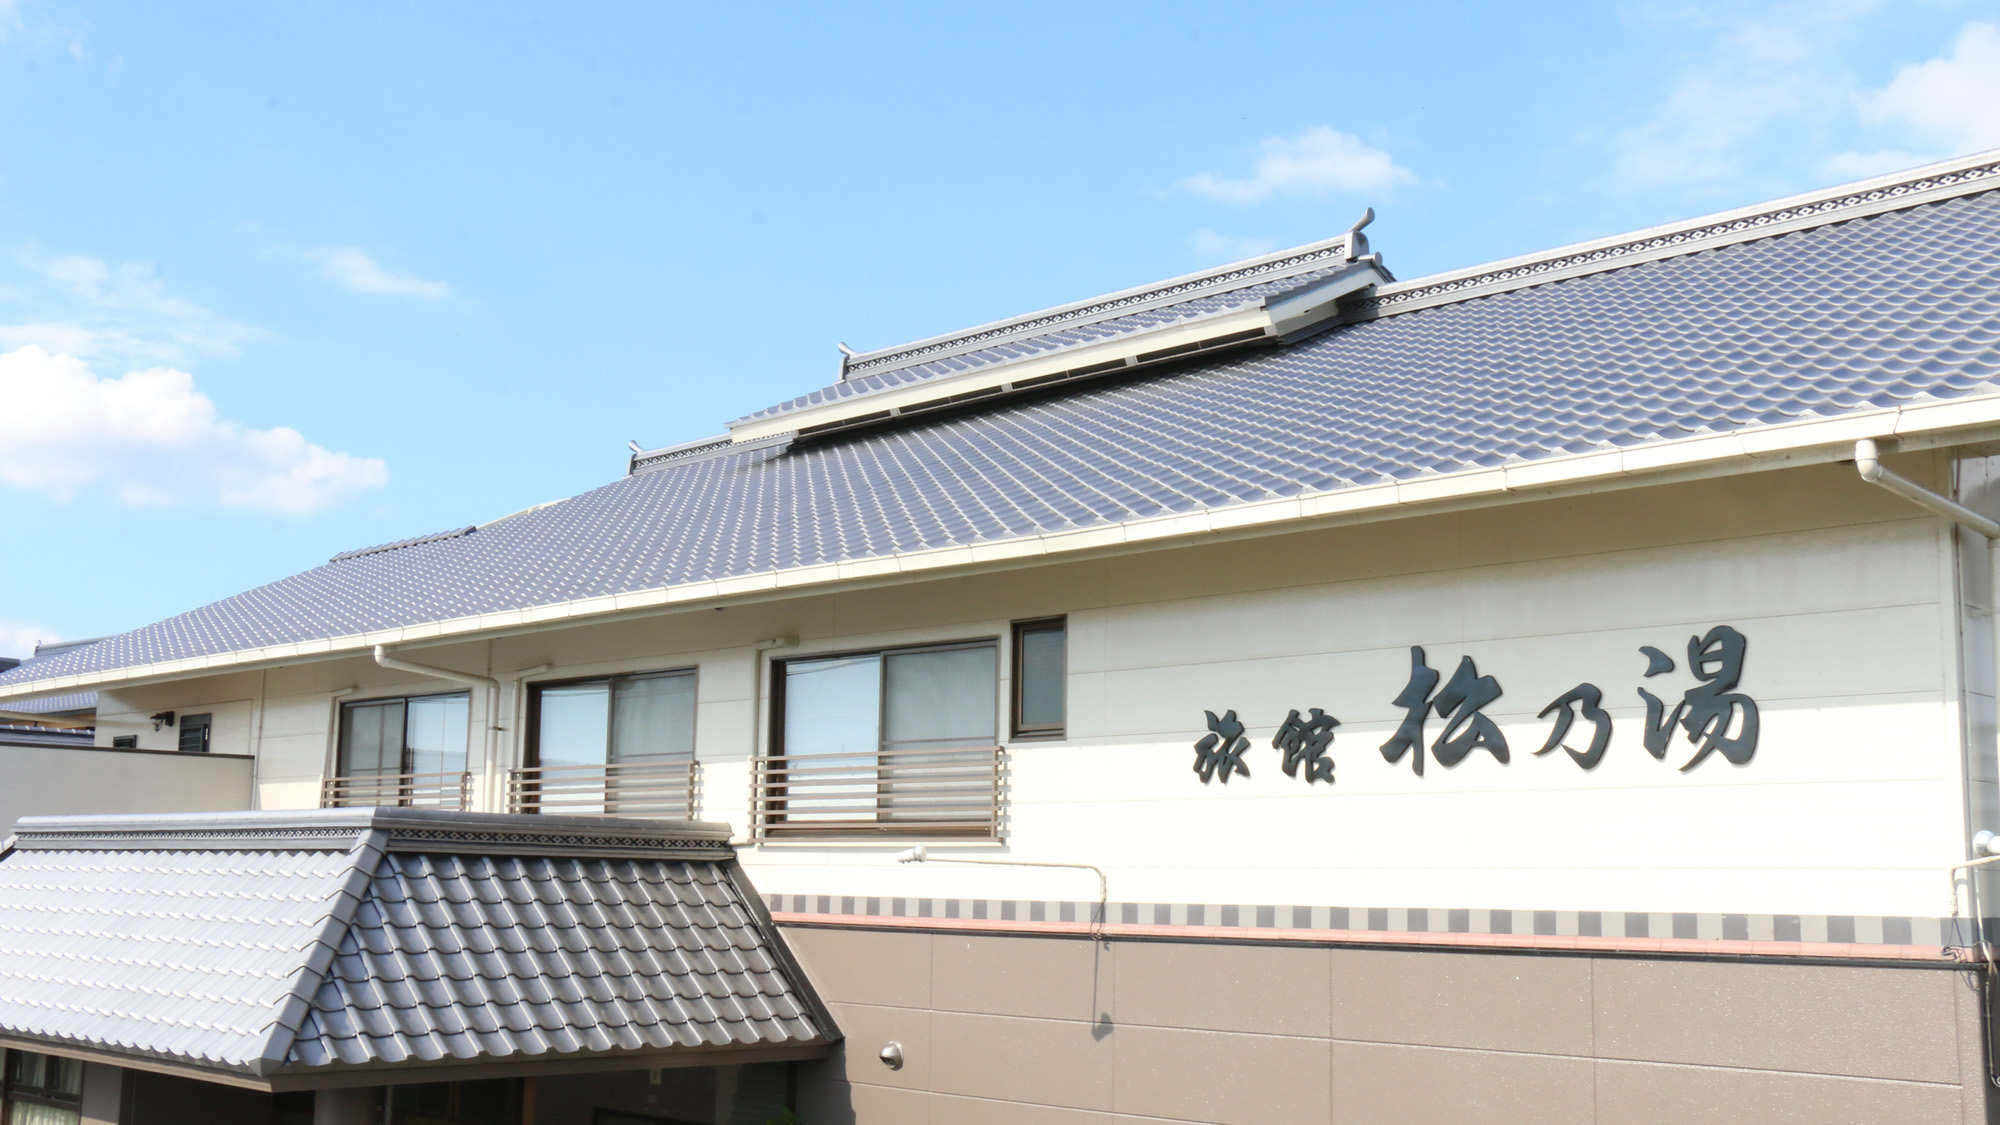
[149,711,176,731]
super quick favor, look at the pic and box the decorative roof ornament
[1345,207,1376,262]
[837,341,859,381]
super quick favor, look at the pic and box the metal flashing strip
[8,808,736,858]
[765,895,1974,962]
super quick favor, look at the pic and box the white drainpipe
[373,645,501,810]
[1854,439,2000,956]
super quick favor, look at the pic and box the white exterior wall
[107,456,1986,921]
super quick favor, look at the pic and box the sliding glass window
[338,692,470,779]
[767,641,998,834]
[531,669,698,767]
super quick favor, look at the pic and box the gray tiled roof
[0,809,832,1080]
[1,691,94,715]
[5,175,2000,693]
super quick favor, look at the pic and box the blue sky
[3,0,1999,653]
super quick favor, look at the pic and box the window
[338,692,470,778]
[110,736,137,750]
[177,712,213,754]
[515,670,699,817]
[530,669,697,767]
[1012,617,1067,738]
[759,640,1002,838]
[3,1050,83,1125]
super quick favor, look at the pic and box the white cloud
[0,345,387,514]
[307,247,451,299]
[1190,230,1279,263]
[0,620,56,660]
[1854,23,2000,155]
[1608,5,1871,189]
[1177,126,1415,205]
[0,250,261,368]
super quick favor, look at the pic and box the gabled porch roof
[0,808,836,1091]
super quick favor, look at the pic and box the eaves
[4,394,1997,702]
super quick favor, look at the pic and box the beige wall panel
[0,745,251,830]
[1459,521,1937,646]
[1593,1059,1960,1124]
[1112,940,1328,1037]
[1099,511,1465,610]
[780,925,934,1009]
[794,1077,933,1125]
[1593,959,1961,1083]
[930,933,1111,1023]
[1327,948,1592,1056]
[1465,459,1931,566]
[919,1092,1115,1124]
[1329,1041,1594,1125]
[1109,1024,1331,1125]
[800,1002,932,1092]
[253,695,337,782]
[256,778,319,811]
[928,1012,1113,1111]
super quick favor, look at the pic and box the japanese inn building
[6,151,2000,1125]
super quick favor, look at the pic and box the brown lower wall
[780,924,2000,1125]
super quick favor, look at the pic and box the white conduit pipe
[373,645,502,808]
[1854,440,2000,960]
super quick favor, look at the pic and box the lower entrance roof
[0,808,836,1091]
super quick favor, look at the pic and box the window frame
[1009,616,1068,741]
[523,666,701,770]
[770,637,1001,761]
[177,712,213,754]
[761,637,1005,840]
[335,689,471,778]
[3,1049,84,1125]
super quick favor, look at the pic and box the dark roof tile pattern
[5,189,2000,690]
[0,813,828,1077]
[290,853,819,1068]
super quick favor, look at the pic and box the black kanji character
[1193,709,1251,784]
[1379,646,1510,775]
[1273,708,1339,784]
[1536,683,1612,769]
[1637,625,1760,771]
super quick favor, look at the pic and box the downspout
[1856,439,2000,1089]
[1855,440,2000,952]
[373,646,501,809]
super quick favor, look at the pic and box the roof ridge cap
[253,827,389,1075]
[1357,148,2000,318]
[836,231,1356,380]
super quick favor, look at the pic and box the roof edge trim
[255,828,387,1076]
[1357,147,2000,319]
[12,392,2000,700]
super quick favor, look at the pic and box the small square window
[1012,617,1066,739]
[111,735,138,749]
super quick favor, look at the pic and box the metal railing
[506,757,699,818]
[752,744,1004,840]
[320,771,472,810]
